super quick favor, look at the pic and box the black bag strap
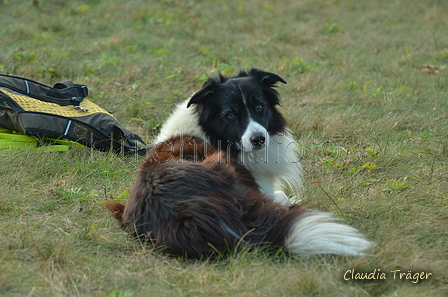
[53,80,75,89]
[0,74,88,107]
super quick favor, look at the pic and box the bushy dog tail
[284,211,372,256]
[102,201,125,223]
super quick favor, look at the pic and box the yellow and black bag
[0,74,146,154]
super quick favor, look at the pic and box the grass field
[1,0,447,296]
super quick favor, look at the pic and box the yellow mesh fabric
[1,89,115,118]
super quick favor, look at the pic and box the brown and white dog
[104,69,371,257]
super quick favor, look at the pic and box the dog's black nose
[251,134,266,149]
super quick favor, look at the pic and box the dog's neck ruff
[155,99,207,144]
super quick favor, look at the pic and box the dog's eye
[255,105,264,111]
[227,112,236,118]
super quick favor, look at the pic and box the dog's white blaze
[285,212,372,256]
[241,120,267,152]
[239,86,269,153]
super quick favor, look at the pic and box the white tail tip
[285,211,372,256]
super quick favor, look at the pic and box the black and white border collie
[156,68,301,204]
[104,69,371,257]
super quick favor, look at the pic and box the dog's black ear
[187,88,214,108]
[239,69,286,106]
[187,74,227,108]
[244,68,287,86]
